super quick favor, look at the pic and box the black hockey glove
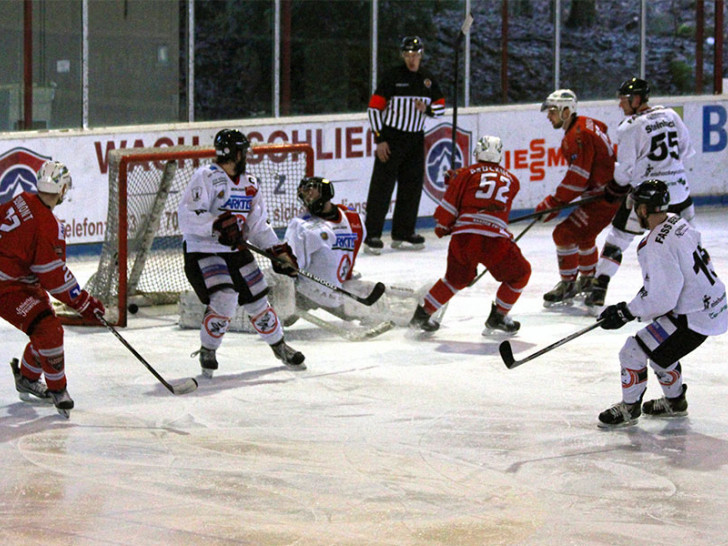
[604,179,631,204]
[212,211,243,248]
[598,302,635,330]
[269,243,298,277]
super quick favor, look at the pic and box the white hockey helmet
[36,160,72,196]
[473,135,503,164]
[540,88,577,115]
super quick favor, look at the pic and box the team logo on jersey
[320,232,329,240]
[423,125,472,203]
[0,147,51,205]
[221,195,252,212]
[334,233,357,251]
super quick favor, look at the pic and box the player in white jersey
[284,176,366,317]
[586,78,697,309]
[178,128,305,376]
[596,180,726,428]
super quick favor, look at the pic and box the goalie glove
[534,194,564,222]
[212,211,243,248]
[598,301,635,330]
[269,243,298,277]
[71,290,105,321]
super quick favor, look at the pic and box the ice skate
[48,388,74,418]
[192,346,218,378]
[597,400,641,429]
[543,280,577,307]
[573,275,595,300]
[408,305,440,332]
[642,385,688,418]
[482,303,520,335]
[10,358,52,404]
[391,233,425,250]
[271,339,306,371]
[584,275,610,308]
[363,237,383,255]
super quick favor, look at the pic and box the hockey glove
[598,302,635,330]
[604,179,631,204]
[212,211,243,248]
[269,243,298,277]
[434,223,452,238]
[72,290,105,321]
[535,195,564,222]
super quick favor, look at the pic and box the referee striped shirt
[368,64,445,142]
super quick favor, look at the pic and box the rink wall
[1,94,727,250]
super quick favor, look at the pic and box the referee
[363,35,445,255]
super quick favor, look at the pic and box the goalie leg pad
[244,297,283,344]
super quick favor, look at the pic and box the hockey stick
[95,312,198,395]
[509,194,604,224]
[450,12,474,169]
[241,241,385,306]
[499,319,604,369]
[467,217,539,288]
[298,310,394,342]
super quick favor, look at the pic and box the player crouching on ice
[409,135,531,335]
[1,160,105,417]
[178,128,305,377]
[596,179,727,428]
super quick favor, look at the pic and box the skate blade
[597,418,638,429]
[56,408,71,419]
[643,411,688,419]
[543,299,574,308]
[18,392,53,404]
[283,362,307,371]
[481,327,518,337]
[201,368,215,379]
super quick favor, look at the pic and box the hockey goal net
[62,143,313,326]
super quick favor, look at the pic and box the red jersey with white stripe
[434,161,520,239]
[0,192,82,306]
[555,116,615,203]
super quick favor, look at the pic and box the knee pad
[202,288,236,340]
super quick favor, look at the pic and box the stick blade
[171,378,198,395]
[499,341,517,369]
[361,282,386,306]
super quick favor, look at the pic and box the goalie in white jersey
[178,128,305,376]
[587,78,697,309]
[284,176,366,317]
[596,180,726,428]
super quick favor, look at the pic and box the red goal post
[61,143,314,327]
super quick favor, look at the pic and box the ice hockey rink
[2,206,728,545]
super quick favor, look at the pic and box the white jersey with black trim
[627,213,727,336]
[285,206,366,308]
[614,105,695,204]
[178,163,279,253]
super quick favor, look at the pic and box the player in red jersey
[536,89,622,307]
[0,160,104,417]
[409,135,531,335]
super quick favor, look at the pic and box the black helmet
[214,129,250,176]
[632,179,670,213]
[400,36,424,53]
[298,176,334,216]
[618,77,650,100]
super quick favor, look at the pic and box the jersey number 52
[475,172,511,204]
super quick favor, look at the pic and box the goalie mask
[36,160,72,203]
[298,176,334,216]
[214,129,250,177]
[473,135,503,164]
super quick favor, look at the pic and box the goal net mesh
[78,143,313,326]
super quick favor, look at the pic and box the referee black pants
[365,130,425,240]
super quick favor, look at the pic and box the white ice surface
[2,207,728,545]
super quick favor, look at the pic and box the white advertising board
[1,96,726,247]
